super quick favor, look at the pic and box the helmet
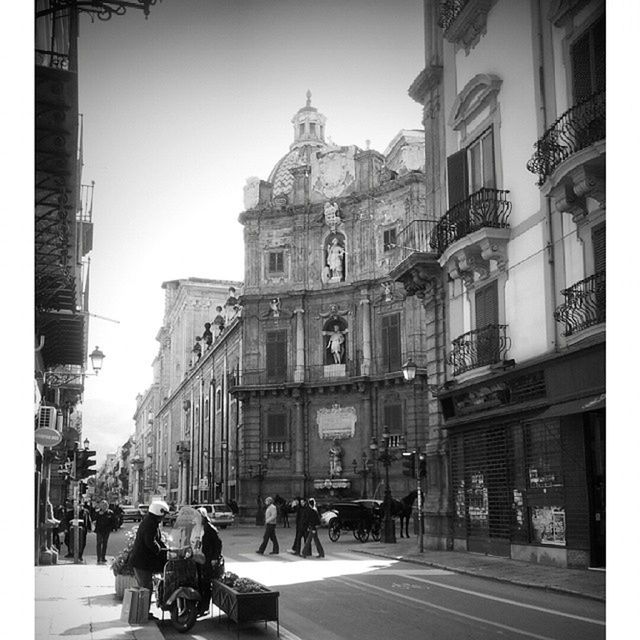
[198,507,209,518]
[149,501,169,517]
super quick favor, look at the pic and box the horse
[390,490,418,538]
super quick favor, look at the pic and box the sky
[65,0,425,465]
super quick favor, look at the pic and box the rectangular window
[383,404,402,448]
[309,122,316,136]
[266,413,287,454]
[266,330,287,381]
[571,14,605,104]
[475,280,500,366]
[383,228,397,252]
[447,127,495,206]
[381,313,402,372]
[268,251,284,274]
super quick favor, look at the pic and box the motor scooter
[154,546,203,633]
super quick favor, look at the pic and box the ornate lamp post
[249,458,268,525]
[352,452,373,498]
[377,426,396,543]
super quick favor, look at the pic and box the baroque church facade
[232,94,450,545]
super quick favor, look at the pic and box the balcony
[431,188,511,257]
[389,219,441,299]
[554,271,605,338]
[449,324,511,376]
[527,91,605,187]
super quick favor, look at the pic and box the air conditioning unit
[37,406,58,430]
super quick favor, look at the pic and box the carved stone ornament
[442,0,497,53]
[316,404,356,440]
[449,73,502,131]
[323,201,342,232]
[318,304,350,319]
[313,150,355,199]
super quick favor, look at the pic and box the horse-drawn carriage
[327,501,381,543]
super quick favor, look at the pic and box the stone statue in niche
[269,298,281,317]
[323,324,348,364]
[329,439,344,478]
[323,233,346,282]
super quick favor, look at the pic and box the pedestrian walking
[256,496,279,555]
[301,498,324,558]
[93,500,115,564]
[288,497,307,555]
[129,500,170,620]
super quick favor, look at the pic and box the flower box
[115,574,138,600]
[212,579,279,635]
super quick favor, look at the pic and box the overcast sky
[66,0,425,465]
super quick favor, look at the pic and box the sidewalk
[350,535,606,602]
[35,560,164,640]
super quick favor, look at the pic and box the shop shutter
[266,330,287,381]
[447,149,468,207]
[381,313,401,372]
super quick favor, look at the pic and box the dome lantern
[290,90,327,150]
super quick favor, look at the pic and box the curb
[351,548,606,603]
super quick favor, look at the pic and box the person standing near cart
[256,496,279,555]
[129,500,170,620]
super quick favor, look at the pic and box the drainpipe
[536,0,559,352]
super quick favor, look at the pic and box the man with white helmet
[129,500,169,620]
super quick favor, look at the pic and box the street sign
[199,477,209,490]
[34,427,62,447]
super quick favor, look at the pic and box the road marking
[339,576,581,640]
[405,575,605,626]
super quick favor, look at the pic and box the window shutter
[381,313,402,372]
[592,15,605,93]
[383,404,402,431]
[592,224,605,274]
[571,15,605,103]
[266,330,287,379]
[447,149,468,207]
[475,280,499,329]
[267,414,287,439]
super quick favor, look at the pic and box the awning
[537,393,605,419]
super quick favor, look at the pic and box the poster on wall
[531,506,566,546]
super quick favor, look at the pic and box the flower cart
[111,526,139,600]
[212,573,280,638]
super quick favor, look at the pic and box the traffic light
[75,450,97,480]
[402,451,416,477]
[79,481,87,496]
[418,454,426,478]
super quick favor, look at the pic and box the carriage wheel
[328,521,341,542]
[354,526,370,543]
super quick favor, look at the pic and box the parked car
[121,505,141,522]
[193,503,234,529]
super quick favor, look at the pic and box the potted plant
[110,526,139,599]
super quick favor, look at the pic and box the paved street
[35,522,605,640]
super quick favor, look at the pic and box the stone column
[360,296,371,375]
[294,308,305,382]
[294,396,304,475]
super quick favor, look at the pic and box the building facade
[230,95,448,535]
[392,0,605,568]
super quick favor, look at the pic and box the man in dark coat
[289,497,307,556]
[196,507,223,616]
[301,498,324,558]
[93,500,115,564]
[129,500,169,619]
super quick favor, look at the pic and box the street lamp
[89,346,105,374]
[352,452,373,498]
[377,426,396,544]
[402,358,417,382]
[83,438,90,450]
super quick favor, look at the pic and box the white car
[193,503,235,529]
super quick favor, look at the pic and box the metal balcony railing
[437,0,470,31]
[449,324,510,376]
[430,188,511,256]
[396,219,439,260]
[526,91,605,185]
[554,271,605,337]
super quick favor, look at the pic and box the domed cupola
[290,90,327,151]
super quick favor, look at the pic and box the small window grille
[383,228,397,252]
[268,251,284,274]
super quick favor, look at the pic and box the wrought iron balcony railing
[438,0,470,31]
[430,188,511,256]
[449,324,510,376]
[554,271,605,337]
[396,219,439,260]
[526,91,605,185]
